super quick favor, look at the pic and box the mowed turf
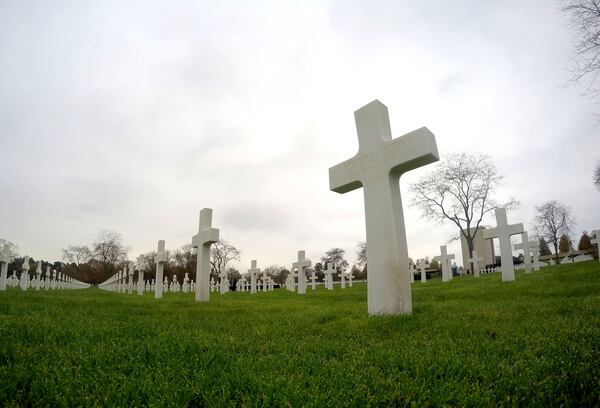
[0,262,599,407]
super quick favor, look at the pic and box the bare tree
[410,152,518,272]
[62,245,92,265]
[562,1,600,98]
[321,248,349,278]
[172,243,196,278]
[264,265,287,285]
[92,230,129,274]
[535,201,576,264]
[356,241,367,267]
[209,240,240,279]
[594,162,600,190]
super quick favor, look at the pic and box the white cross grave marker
[310,269,317,290]
[154,240,168,299]
[35,261,42,290]
[328,100,439,315]
[288,265,296,291]
[20,256,30,290]
[419,258,427,283]
[248,260,259,294]
[128,261,135,294]
[293,251,311,295]
[338,267,346,289]
[184,273,190,293]
[323,262,336,290]
[262,270,269,293]
[436,246,455,282]
[192,208,220,302]
[514,231,536,273]
[219,270,228,294]
[483,207,524,282]
[44,265,51,290]
[467,250,484,278]
[136,255,146,295]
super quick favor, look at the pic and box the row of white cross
[98,248,358,297]
[0,254,91,291]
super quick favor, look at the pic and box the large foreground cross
[192,208,220,302]
[484,208,523,282]
[329,100,439,315]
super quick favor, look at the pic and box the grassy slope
[0,262,598,407]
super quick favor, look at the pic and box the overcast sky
[1,0,598,271]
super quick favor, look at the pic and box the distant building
[461,227,496,269]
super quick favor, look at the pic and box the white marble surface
[329,100,438,315]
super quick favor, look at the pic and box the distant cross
[323,262,336,290]
[192,208,220,302]
[286,267,294,291]
[289,264,296,291]
[467,250,484,278]
[34,261,42,290]
[121,265,128,293]
[218,269,228,294]
[262,270,269,293]
[338,267,346,289]
[513,231,536,273]
[20,256,30,290]
[329,100,438,315]
[154,240,168,299]
[44,265,51,290]
[347,269,354,287]
[409,262,414,284]
[310,269,317,290]
[292,251,311,295]
[419,258,427,283]
[483,207,524,282]
[119,269,123,291]
[591,230,599,264]
[128,261,135,294]
[436,246,455,282]
[136,254,146,295]
[248,260,259,294]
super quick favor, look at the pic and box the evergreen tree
[558,234,572,254]
[539,237,552,256]
[578,232,592,251]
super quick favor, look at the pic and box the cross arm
[329,159,363,194]
[388,127,439,176]
[483,228,497,240]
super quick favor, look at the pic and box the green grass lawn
[0,262,599,407]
